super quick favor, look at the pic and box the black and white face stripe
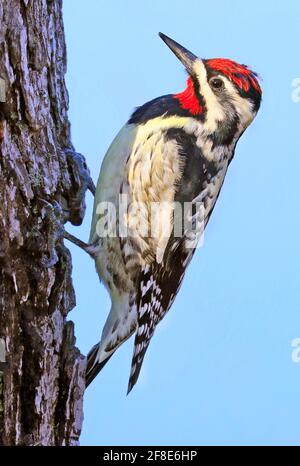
[204,61,262,113]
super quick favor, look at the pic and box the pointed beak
[159,32,198,74]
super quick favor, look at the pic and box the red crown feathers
[207,58,262,94]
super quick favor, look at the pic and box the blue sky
[63,0,300,446]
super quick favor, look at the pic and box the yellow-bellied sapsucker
[67,33,262,393]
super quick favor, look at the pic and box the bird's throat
[174,77,203,116]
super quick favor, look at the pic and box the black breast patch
[165,128,220,204]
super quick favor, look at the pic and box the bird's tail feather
[85,343,114,388]
[127,335,152,394]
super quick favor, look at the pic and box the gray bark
[0,0,88,446]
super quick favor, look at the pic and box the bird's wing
[127,127,228,392]
[89,124,138,244]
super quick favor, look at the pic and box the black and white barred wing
[128,262,179,392]
[127,227,200,393]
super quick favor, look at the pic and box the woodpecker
[68,33,262,393]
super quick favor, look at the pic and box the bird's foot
[63,149,95,226]
[64,230,97,258]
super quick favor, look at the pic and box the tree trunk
[0,0,89,446]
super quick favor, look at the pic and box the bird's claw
[64,149,95,226]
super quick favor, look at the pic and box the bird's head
[159,33,262,137]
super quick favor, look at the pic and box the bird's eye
[209,77,224,90]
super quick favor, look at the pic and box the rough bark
[0,0,89,446]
